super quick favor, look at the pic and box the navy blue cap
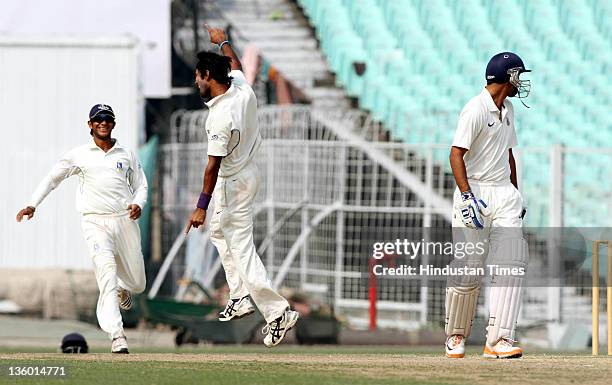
[486,52,531,83]
[89,104,115,119]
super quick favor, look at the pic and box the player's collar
[89,138,122,151]
[481,88,500,112]
[205,84,235,108]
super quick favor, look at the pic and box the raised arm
[205,24,242,71]
[16,151,80,221]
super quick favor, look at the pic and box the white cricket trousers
[448,180,529,345]
[81,212,146,340]
[210,162,289,324]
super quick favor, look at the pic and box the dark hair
[487,77,510,85]
[196,51,232,85]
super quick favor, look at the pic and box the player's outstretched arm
[16,151,79,222]
[205,24,242,71]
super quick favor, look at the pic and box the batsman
[445,52,531,359]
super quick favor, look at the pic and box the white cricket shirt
[204,70,261,177]
[452,88,518,182]
[28,140,148,215]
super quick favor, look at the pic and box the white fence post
[300,144,310,288]
[335,144,347,311]
[548,145,564,326]
[550,144,564,228]
[266,142,275,270]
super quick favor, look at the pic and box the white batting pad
[445,285,480,337]
[486,277,524,344]
[486,238,529,344]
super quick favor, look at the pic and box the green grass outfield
[1,346,610,385]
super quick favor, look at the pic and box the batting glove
[456,190,491,230]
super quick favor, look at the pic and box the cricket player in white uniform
[445,52,531,359]
[16,104,147,354]
[186,25,299,347]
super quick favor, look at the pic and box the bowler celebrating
[16,104,147,354]
[445,52,531,359]
[186,25,299,347]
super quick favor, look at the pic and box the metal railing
[156,105,612,337]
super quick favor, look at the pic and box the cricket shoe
[445,334,466,358]
[117,288,132,311]
[219,295,255,322]
[483,338,523,359]
[263,308,300,348]
[111,336,129,354]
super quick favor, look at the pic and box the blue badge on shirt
[117,162,123,169]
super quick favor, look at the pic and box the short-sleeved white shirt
[452,88,518,182]
[204,70,261,177]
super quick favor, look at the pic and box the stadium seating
[298,0,611,227]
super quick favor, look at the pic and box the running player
[16,104,147,354]
[185,25,299,347]
[444,52,531,359]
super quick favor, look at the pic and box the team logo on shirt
[117,162,123,169]
[211,135,219,140]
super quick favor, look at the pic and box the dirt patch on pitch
[3,353,611,385]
